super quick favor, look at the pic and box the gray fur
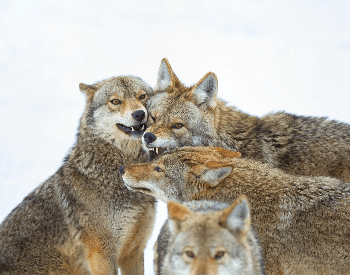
[0,75,156,274]
[155,200,264,275]
[122,146,350,274]
[144,59,350,181]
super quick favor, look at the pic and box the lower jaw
[117,125,145,138]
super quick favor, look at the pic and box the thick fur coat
[155,198,264,275]
[122,146,350,275]
[142,58,350,181]
[0,76,156,275]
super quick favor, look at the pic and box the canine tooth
[142,125,144,130]
[156,147,159,154]
[131,127,134,131]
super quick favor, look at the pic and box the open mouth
[146,146,167,161]
[117,123,146,136]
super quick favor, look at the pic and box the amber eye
[139,94,146,100]
[172,123,183,129]
[111,99,121,105]
[185,251,195,258]
[215,251,225,260]
[155,166,163,172]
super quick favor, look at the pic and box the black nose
[132,110,145,122]
[143,132,157,144]
[119,165,125,175]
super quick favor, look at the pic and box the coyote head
[120,146,240,202]
[164,196,257,275]
[142,59,225,159]
[79,75,153,143]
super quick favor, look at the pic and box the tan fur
[123,146,350,275]
[0,75,156,274]
[167,201,191,221]
[143,58,350,182]
[155,197,264,275]
[82,231,111,275]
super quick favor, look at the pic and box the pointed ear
[79,83,97,100]
[200,166,232,187]
[167,201,192,235]
[220,195,251,235]
[187,72,218,108]
[155,58,177,93]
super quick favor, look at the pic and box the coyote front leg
[119,248,144,275]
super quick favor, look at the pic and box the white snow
[1,1,350,274]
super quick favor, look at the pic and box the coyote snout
[116,109,147,136]
[123,146,350,274]
[79,76,153,142]
[0,75,156,275]
[143,132,156,144]
[156,196,264,275]
[144,58,350,180]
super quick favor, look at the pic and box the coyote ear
[220,195,251,236]
[155,58,177,93]
[188,72,218,108]
[200,166,232,187]
[79,83,97,100]
[167,201,191,235]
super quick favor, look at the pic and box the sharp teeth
[156,147,159,154]
[142,125,144,130]
[131,127,134,131]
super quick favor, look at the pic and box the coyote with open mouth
[0,75,156,274]
[142,58,350,181]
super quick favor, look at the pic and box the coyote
[120,146,350,274]
[0,76,156,274]
[154,197,264,275]
[142,58,350,181]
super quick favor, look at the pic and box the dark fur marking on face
[86,102,105,126]
[86,105,98,126]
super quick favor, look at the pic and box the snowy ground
[1,1,350,274]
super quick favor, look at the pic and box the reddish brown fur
[82,231,112,275]
[123,146,350,274]
[168,201,191,221]
[190,258,218,275]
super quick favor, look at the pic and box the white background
[1,1,350,274]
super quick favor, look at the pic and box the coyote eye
[215,251,225,260]
[139,94,146,100]
[151,115,156,122]
[185,251,195,258]
[111,99,121,105]
[172,123,183,129]
[155,166,163,172]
